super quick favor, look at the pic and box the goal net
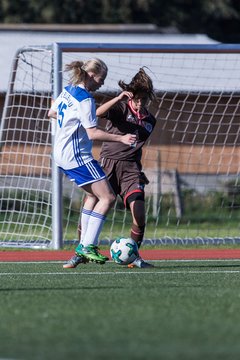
[1,43,240,248]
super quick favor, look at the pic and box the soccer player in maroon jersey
[96,67,156,268]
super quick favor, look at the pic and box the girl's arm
[96,91,133,117]
[86,126,136,146]
[48,109,57,119]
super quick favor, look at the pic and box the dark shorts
[99,158,145,207]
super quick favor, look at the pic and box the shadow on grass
[158,263,240,270]
[0,285,125,291]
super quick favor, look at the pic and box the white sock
[80,208,92,243]
[81,211,106,247]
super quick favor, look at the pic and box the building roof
[0,24,218,93]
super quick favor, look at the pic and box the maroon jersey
[99,101,156,161]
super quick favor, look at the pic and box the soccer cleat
[75,243,84,254]
[128,256,154,269]
[63,254,88,269]
[76,244,109,264]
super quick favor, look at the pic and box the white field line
[1,259,240,264]
[1,259,240,276]
[1,270,240,276]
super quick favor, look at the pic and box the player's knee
[105,192,116,207]
[125,191,144,209]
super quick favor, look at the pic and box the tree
[0,0,240,42]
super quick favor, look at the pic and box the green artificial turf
[1,260,240,359]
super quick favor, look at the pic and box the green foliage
[2,188,240,241]
[0,0,240,42]
[158,189,240,225]
[0,190,51,215]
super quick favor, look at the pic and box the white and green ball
[110,237,139,265]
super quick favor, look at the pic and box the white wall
[0,30,217,92]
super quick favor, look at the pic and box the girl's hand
[121,133,137,146]
[117,91,133,101]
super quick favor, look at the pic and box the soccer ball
[110,237,139,265]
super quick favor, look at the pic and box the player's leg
[129,198,145,248]
[63,160,115,267]
[128,171,150,248]
[127,197,154,268]
[116,161,153,268]
[78,193,98,242]
[64,193,101,268]
[64,193,98,268]
[80,178,115,245]
[75,177,116,264]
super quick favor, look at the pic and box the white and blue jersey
[51,84,97,170]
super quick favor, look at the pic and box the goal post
[1,42,240,249]
[0,45,54,248]
[51,43,63,249]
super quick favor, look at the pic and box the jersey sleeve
[78,97,97,129]
[50,94,61,112]
[105,102,126,124]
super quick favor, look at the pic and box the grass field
[1,260,240,360]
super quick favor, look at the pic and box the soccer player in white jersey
[48,58,136,268]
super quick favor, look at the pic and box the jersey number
[57,102,67,128]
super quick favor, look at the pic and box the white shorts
[60,160,106,187]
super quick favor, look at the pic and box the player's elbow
[48,109,57,119]
[86,127,98,140]
[96,107,106,117]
